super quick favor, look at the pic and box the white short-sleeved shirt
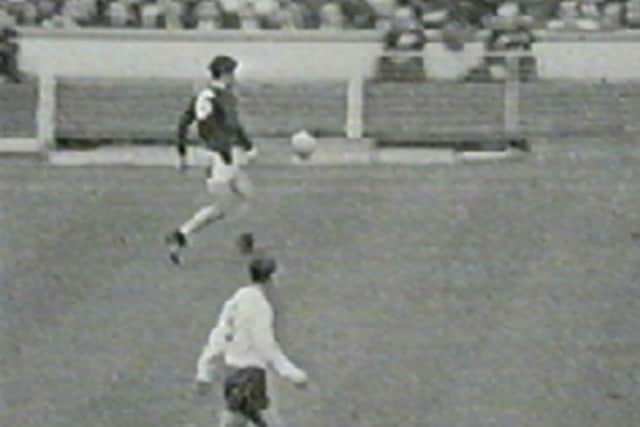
[196,285,307,384]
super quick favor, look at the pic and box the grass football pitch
[1,146,640,427]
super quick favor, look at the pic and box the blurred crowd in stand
[0,0,637,31]
[1,1,638,83]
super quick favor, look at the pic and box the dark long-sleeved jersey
[177,80,253,163]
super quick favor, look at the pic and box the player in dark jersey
[165,55,258,265]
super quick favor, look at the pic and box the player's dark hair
[211,68,223,79]
[250,257,277,283]
[209,55,238,79]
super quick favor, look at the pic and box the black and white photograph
[1,1,640,426]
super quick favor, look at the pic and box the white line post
[346,74,364,139]
[37,74,57,156]
[485,51,523,141]
[503,53,521,139]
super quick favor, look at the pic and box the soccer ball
[291,130,317,160]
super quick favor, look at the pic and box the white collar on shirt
[209,80,227,90]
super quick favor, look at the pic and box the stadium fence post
[346,73,364,139]
[37,74,56,156]
[504,53,521,140]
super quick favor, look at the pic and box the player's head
[249,255,277,284]
[208,55,238,85]
[237,232,254,256]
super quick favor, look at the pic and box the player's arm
[223,96,257,160]
[195,298,235,386]
[237,126,258,161]
[234,118,254,153]
[176,97,196,171]
[251,295,307,385]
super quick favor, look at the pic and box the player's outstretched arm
[251,296,308,386]
[176,98,196,172]
[237,126,258,162]
[194,299,235,395]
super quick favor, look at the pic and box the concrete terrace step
[47,143,524,167]
[0,138,42,153]
[0,138,47,164]
[47,139,375,167]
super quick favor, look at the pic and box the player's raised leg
[230,166,256,256]
[166,153,234,265]
[260,369,286,427]
[219,408,249,427]
[165,204,225,265]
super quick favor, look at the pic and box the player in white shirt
[195,256,308,427]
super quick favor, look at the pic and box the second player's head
[249,255,277,284]
[208,55,238,86]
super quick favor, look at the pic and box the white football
[291,130,317,160]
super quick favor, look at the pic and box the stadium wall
[15,28,640,81]
[0,84,37,138]
[363,81,629,143]
[17,30,382,81]
[54,78,347,139]
[5,30,640,148]
[1,78,636,144]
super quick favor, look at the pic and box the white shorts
[198,146,247,186]
[208,152,238,185]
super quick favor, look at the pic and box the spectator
[579,0,601,20]
[126,0,144,27]
[421,1,448,30]
[521,0,560,28]
[195,0,222,30]
[458,0,495,29]
[106,0,132,27]
[378,6,426,80]
[60,1,81,27]
[36,0,59,26]
[367,0,396,30]
[23,2,39,26]
[4,1,16,24]
[274,0,307,30]
[600,1,624,29]
[0,5,18,29]
[83,0,100,25]
[6,0,39,26]
[627,0,640,28]
[319,1,346,29]
[218,0,242,28]
[5,1,24,24]
[161,0,184,29]
[341,0,376,29]
[482,2,537,82]
[239,1,260,29]
[547,0,600,30]
[295,0,316,28]
[180,0,200,29]
[0,27,21,83]
[572,0,606,30]
[61,0,98,27]
[141,0,162,28]
[254,0,280,29]
[0,0,629,30]
[384,6,426,51]
[486,2,535,51]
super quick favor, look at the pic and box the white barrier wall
[532,42,640,80]
[18,30,383,80]
[16,28,640,81]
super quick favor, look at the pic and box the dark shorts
[223,366,270,426]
